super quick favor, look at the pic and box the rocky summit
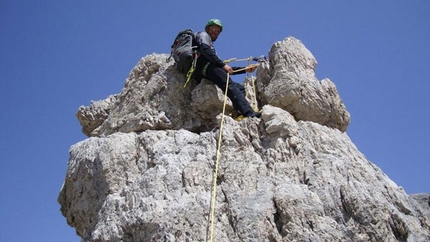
[58,37,429,241]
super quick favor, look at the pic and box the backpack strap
[183,47,199,88]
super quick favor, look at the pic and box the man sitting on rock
[193,18,261,118]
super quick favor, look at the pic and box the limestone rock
[257,37,350,132]
[77,37,350,137]
[76,95,117,136]
[190,79,235,120]
[76,54,238,137]
[411,193,430,221]
[59,107,429,241]
[59,37,429,241]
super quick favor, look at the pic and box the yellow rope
[183,65,194,88]
[208,66,259,241]
[251,76,258,111]
[208,72,230,242]
[224,56,252,64]
[183,55,198,88]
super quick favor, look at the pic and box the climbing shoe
[245,111,261,118]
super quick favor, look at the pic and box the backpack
[168,29,197,74]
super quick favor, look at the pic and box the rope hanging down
[208,71,230,242]
[208,62,261,241]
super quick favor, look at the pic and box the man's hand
[223,64,234,74]
[245,64,258,73]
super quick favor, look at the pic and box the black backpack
[168,29,197,74]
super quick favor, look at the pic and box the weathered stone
[76,94,117,136]
[411,193,430,221]
[257,37,350,132]
[60,37,429,241]
[190,79,235,121]
[59,112,429,241]
[77,37,350,137]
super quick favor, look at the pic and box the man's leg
[205,66,260,117]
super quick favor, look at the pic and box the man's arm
[231,64,258,75]
[231,66,246,75]
[196,32,225,68]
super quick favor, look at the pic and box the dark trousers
[195,64,253,115]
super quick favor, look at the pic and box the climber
[193,19,261,118]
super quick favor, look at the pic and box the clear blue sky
[1,1,428,241]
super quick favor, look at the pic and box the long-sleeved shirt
[194,31,245,75]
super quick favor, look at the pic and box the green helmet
[205,18,223,32]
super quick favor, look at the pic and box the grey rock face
[60,37,429,241]
[411,194,430,221]
[76,37,349,137]
[257,37,350,132]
